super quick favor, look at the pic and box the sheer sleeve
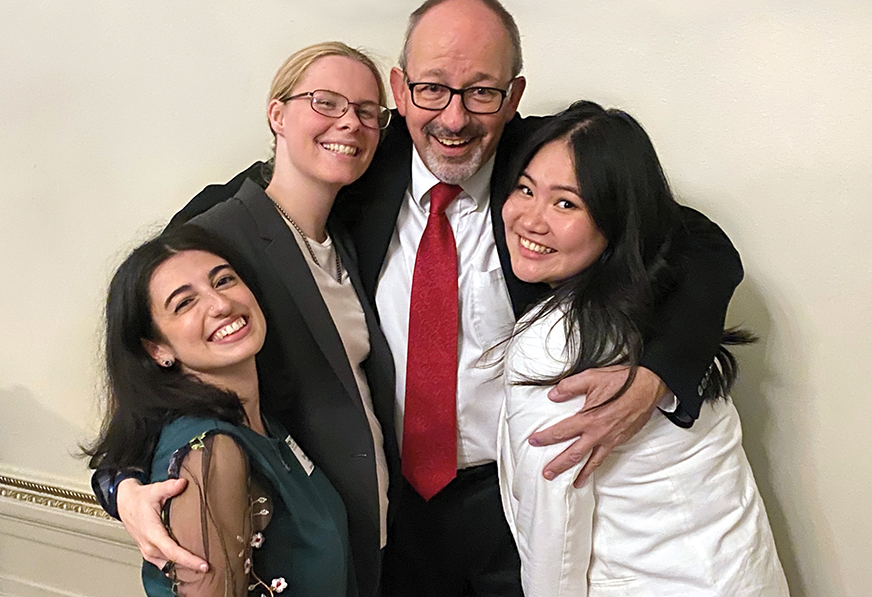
[164,433,255,597]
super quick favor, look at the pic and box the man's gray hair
[399,0,523,79]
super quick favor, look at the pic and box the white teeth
[520,237,555,254]
[212,317,246,341]
[438,137,469,146]
[322,142,358,156]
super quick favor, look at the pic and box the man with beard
[99,1,743,595]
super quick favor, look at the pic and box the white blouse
[283,220,389,548]
[498,304,594,596]
[498,303,789,596]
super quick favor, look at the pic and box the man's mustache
[423,121,487,139]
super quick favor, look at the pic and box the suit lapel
[334,228,397,420]
[490,115,551,318]
[237,180,363,410]
[337,112,549,319]
[336,116,414,305]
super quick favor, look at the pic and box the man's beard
[419,121,487,185]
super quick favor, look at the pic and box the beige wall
[1,1,870,595]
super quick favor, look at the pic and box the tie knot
[429,183,463,215]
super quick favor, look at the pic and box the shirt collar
[410,147,495,213]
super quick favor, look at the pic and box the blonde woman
[91,43,398,597]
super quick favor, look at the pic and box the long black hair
[84,225,257,471]
[507,101,752,401]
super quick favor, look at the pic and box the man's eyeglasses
[405,79,514,114]
[282,89,392,130]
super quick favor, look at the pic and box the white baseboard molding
[0,573,93,597]
[0,473,144,597]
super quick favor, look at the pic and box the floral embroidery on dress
[188,433,207,451]
[270,577,288,593]
[165,432,210,478]
[249,572,288,596]
[250,532,265,549]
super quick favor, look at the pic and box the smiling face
[268,54,382,192]
[503,139,609,287]
[145,250,266,387]
[390,0,525,184]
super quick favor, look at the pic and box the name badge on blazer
[284,435,315,476]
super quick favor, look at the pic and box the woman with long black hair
[497,101,788,596]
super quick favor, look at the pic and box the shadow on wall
[727,277,843,597]
[0,384,91,485]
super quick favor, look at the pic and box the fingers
[548,365,632,404]
[541,435,596,480]
[150,537,209,573]
[534,367,662,482]
[116,478,186,523]
[528,390,618,448]
[117,477,208,573]
[138,482,209,572]
[141,545,168,569]
[137,513,210,573]
[547,370,593,402]
[574,445,610,488]
[151,478,188,505]
[533,390,648,480]
[528,411,588,448]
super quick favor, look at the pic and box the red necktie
[402,182,463,501]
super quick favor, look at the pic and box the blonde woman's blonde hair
[268,41,388,136]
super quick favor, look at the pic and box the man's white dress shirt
[376,149,516,468]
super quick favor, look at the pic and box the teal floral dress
[141,416,355,597]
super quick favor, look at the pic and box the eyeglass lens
[411,84,505,114]
[309,90,389,129]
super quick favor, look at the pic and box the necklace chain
[269,199,342,283]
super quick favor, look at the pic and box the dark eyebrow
[209,263,232,279]
[163,263,232,309]
[554,184,582,195]
[164,284,192,310]
[521,171,581,196]
[415,69,500,87]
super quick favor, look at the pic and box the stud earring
[162,359,174,368]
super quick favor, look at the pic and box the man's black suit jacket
[174,111,744,422]
[183,180,401,597]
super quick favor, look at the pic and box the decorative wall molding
[0,473,111,520]
[0,472,143,596]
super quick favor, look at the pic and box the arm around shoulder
[166,162,268,230]
[639,206,743,421]
[148,433,254,597]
